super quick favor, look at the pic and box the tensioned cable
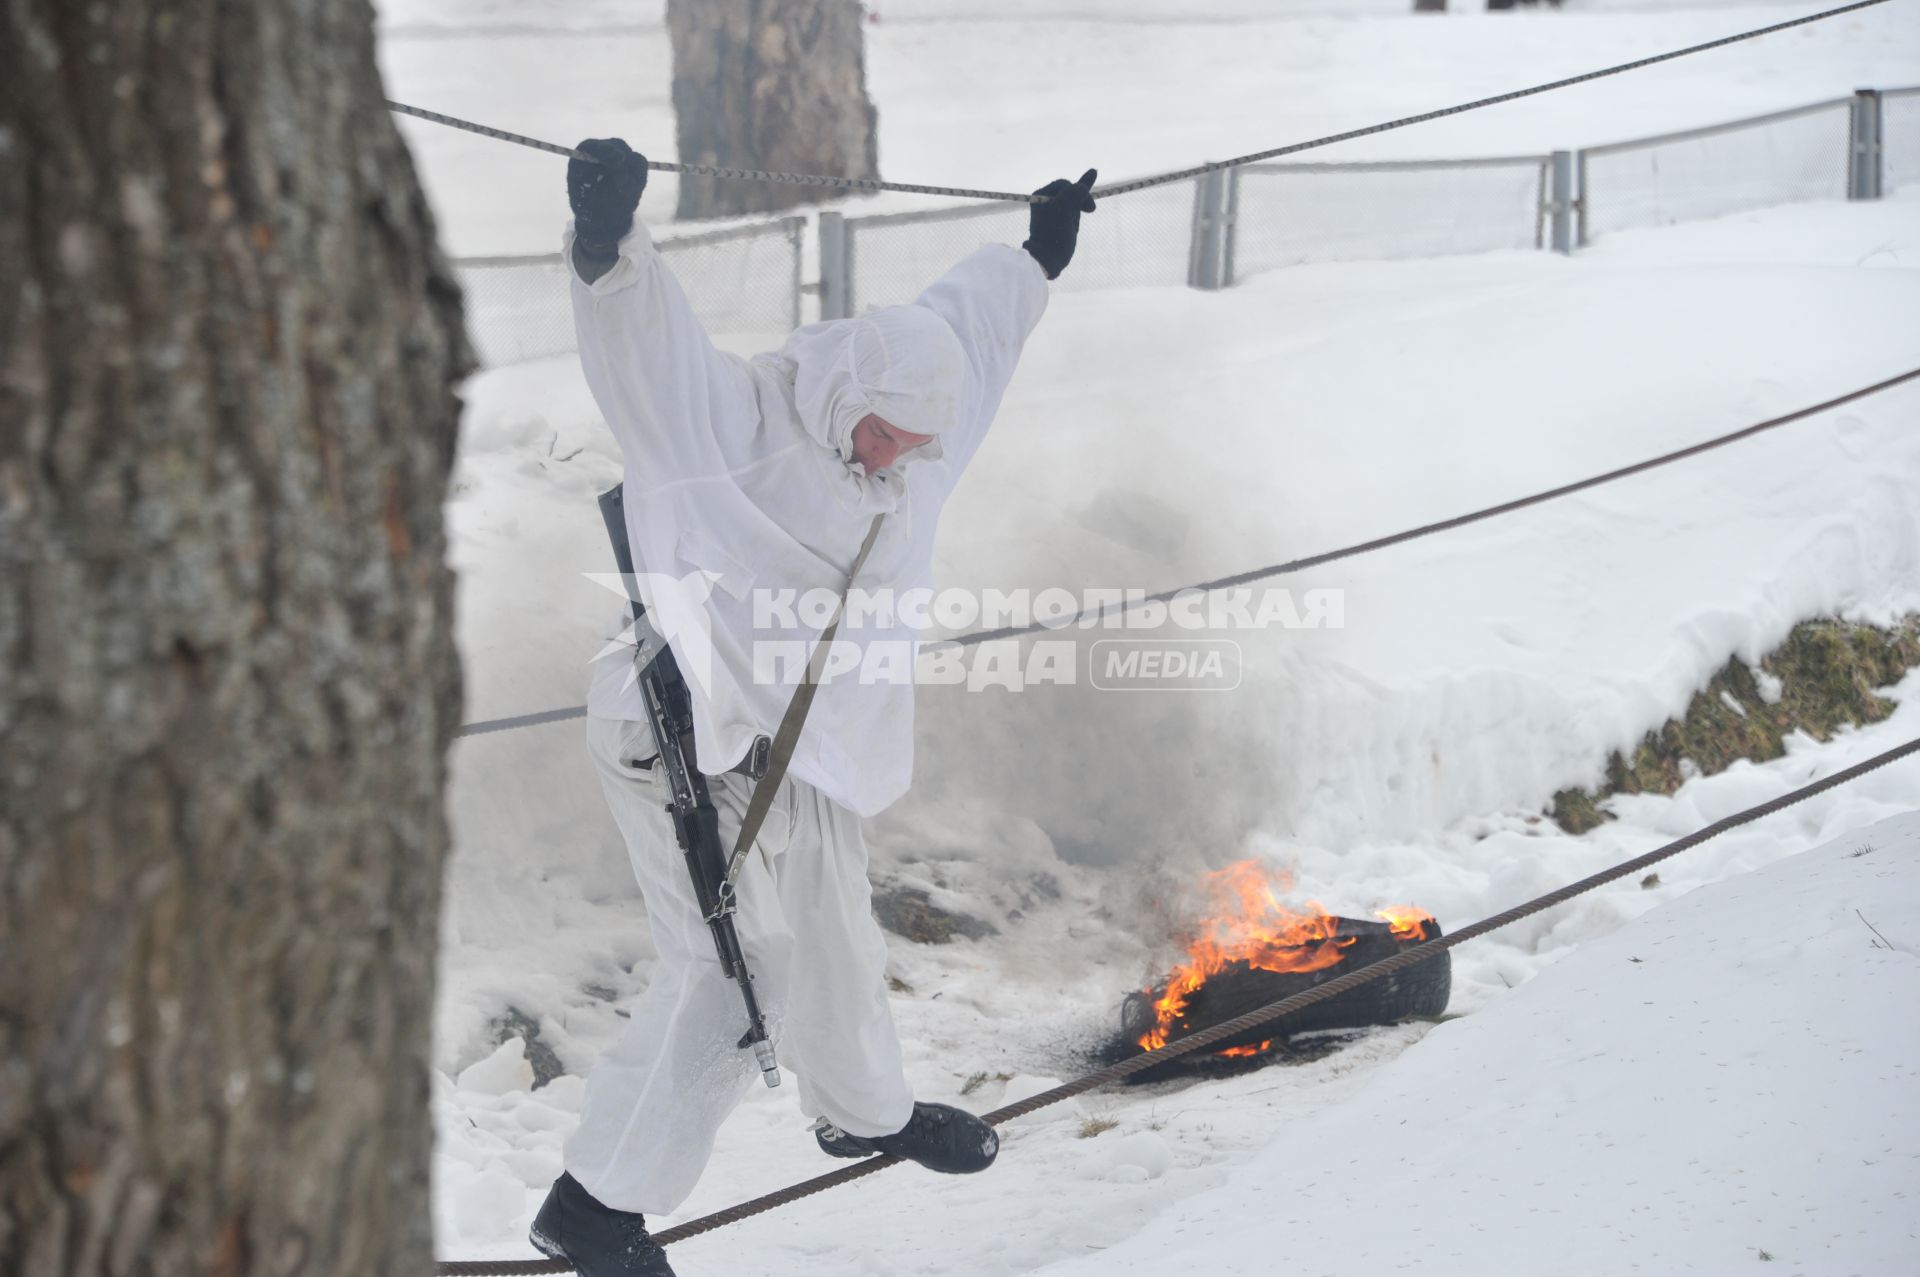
[436,731,1920,1274]
[385,101,1043,203]
[451,367,1920,737]
[1088,0,1893,199]
[390,0,1893,204]
[455,704,587,738]
[949,367,1920,645]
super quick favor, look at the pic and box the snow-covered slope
[902,194,1920,862]
[433,722,1920,1274]
[1035,810,1920,1277]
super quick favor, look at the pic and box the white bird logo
[584,567,724,697]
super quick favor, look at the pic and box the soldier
[531,138,1095,1277]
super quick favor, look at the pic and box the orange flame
[1136,862,1437,1056]
[1137,860,1353,1052]
[1375,904,1436,942]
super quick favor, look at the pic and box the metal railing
[1882,86,1920,195]
[835,177,1201,316]
[454,87,1914,368]
[1222,155,1553,286]
[1577,96,1853,246]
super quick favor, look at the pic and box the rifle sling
[724,513,886,886]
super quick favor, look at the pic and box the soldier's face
[849,414,934,475]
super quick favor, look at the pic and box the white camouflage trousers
[564,715,915,1215]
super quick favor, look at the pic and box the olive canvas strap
[723,513,887,885]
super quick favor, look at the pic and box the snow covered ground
[435,711,1920,1276]
[380,3,1920,1273]
[1032,809,1920,1277]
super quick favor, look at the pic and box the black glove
[1021,169,1098,281]
[568,137,649,254]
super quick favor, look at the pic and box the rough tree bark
[0,3,466,1275]
[666,0,880,220]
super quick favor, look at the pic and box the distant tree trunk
[0,2,466,1274]
[667,0,881,220]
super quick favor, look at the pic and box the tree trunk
[667,0,880,220]
[0,3,467,1275]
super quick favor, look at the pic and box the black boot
[814,1102,999,1174]
[529,1172,676,1277]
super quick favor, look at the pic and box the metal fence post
[1221,166,1241,288]
[1849,89,1883,200]
[817,211,851,319]
[1187,168,1229,290]
[786,216,805,329]
[1548,150,1575,254]
[1575,150,1589,248]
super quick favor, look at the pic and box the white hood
[781,306,970,466]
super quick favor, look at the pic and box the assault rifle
[598,485,780,1088]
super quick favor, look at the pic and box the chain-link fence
[1229,157,1550,283]
[455,254,573,367]
[1884,87,1920,193]
[840,178,1201,313]
[1578,98,1852,244]
[454,216,804,368]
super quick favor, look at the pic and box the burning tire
[1119,916,1451,1070]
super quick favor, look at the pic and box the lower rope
[952,366,1920,645]
[455,704,588,738]
[434,732,1919,1273]
[452,367,1920,735]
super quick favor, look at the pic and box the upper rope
[389,0,1894,204]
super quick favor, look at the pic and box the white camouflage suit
[561,215,1050,1215]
